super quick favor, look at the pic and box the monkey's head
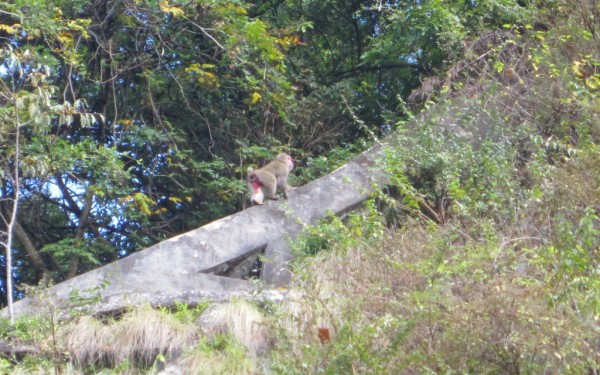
[276,153,295,172]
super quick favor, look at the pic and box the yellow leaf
[185,63,219,87]
[57,31,73,45]
[152,207,168,215]
[53,7,63,19]
[117,194,134,204]
[159,1,185,17]
[251,92,261,104]
[184,63,202,74]
[281,34,303,48]
[0,24,20,34]
[572,60,583,77]
[118,192,156,215]
[235,6,248,14]
[586,76,600,89]
[197,71,218,87]
[120,119,133,128]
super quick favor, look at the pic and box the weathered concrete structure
[9,142,390,317]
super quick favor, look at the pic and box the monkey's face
[276,153,295,171]
[284,154,295,171]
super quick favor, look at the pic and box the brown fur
[247,153,295,205]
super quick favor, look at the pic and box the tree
[0,0,299,302]
[0,46,72,318]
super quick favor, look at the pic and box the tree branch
[54,173,82,216]
[66,190,95,279]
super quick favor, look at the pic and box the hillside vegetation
[0,0,599,373]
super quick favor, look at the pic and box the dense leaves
[0,0,299,299]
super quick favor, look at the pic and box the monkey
[247,153,296,205]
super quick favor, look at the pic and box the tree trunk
[1,203,50,281]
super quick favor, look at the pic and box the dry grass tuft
[67,306,195,369]
[196,298,271,356]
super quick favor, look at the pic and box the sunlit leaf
[160,1,185,17]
